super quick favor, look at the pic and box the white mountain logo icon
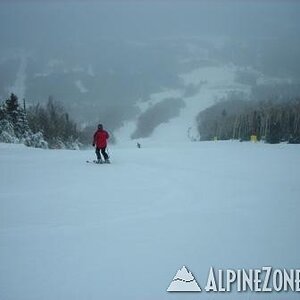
[167,266,201,292]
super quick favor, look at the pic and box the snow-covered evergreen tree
[0,94,48,148]
[23,132,48,149]
[0,119,18,143]
[1,94,81,149]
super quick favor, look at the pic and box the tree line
[0,94,81,149]
[197,98,300,144]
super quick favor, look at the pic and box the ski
[86,160,97,164]
[86,160,111,164]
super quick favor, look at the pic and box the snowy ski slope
[115,64,251,145]
[0,141,299,300]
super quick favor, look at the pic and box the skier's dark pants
[96,147,109,161]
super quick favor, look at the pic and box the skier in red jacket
[93,124,110,163]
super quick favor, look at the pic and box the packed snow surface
[0,141,299,300]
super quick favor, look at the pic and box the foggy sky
[1,0,299,49]
[0,0,300,129]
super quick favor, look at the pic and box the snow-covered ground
[0,141,299,300]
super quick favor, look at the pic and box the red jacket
[93,129,109,148]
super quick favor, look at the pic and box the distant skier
[92,124,110,164]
